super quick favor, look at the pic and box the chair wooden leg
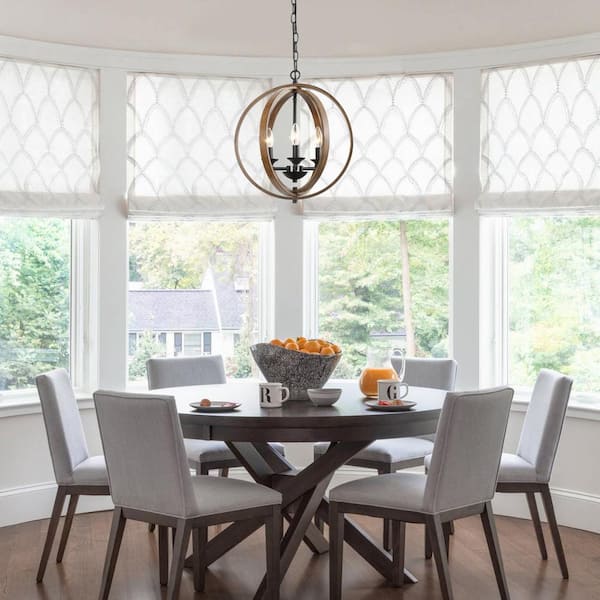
[426,515,453,600]
[265,506,282,600]
[391,521,406,587]
[158,526,169,586]
[166,520,191,600]
[526,492,547,560]
[480,502,510,600]
[540,485,569,579]
[443,521,451,559]
[425,524,432,559]
[56,493,79,563]
[218,467,229,477]
[192,526,208,592]
[329,502,345,600]
[37,486,68,582]
[380,467,393,551]
[98,508,127,600]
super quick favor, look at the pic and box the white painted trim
[0,481,113,528]
[1,33,600,77]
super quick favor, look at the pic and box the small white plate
[189,401,241,412]
[365,400,416,412]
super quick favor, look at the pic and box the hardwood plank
[2,510,598,600]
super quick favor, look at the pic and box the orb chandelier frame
[234,0,353,203]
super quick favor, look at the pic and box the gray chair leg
[158,526,169,586]
[56,493,79,563]
[426,515,454,600]
[265,506,282,600]
[391,521,406,587]
[37,486,68,582]
[380,466,393,551]
[526,492,547,560]
[480,502,510,600]
[540,485,569,579]
[329,502,345,600]
[167,520,191,600]
[98,508,127,600]
[192,526,208,592]
[425,524,432,559]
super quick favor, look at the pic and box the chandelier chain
[290,0,300,82]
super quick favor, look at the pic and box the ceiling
[1,0,600,58]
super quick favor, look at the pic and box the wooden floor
[1,510,599,599]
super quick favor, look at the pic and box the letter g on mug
[377,379,409,402]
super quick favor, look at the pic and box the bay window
[480,57,600,402]
[0,58,99,395]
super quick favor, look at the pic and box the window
[480,57,600,402]
[0,58,99,394]
[127,220,266,381]
[312,219,449,378]
[0,218,71,390]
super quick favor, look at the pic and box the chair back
[146,355,226,390]
[36,369,89,485]
[516,369,573,483]
[94,390,196,517]
[424,387,513,513]
[392,357,457,391]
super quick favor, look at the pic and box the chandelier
[234,0,353,203]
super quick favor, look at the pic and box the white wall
[1,32,600,531]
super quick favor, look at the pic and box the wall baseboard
[2,470,599,535]
[0,482,113,528]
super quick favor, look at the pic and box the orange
[331,343,341,354]
[285,341,300,351]
[320,346,335,356]
[270,339,284,347]
[283,337,296,346]
[317,339,328,346]
[304,340,321,353]
[297,336,307,344]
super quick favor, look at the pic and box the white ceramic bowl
[307,388,342,406]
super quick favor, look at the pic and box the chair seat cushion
[71,455,108,486]
[497,453,538,483]
[330,472,428,513]
[314,437,433,466]
[190,475,281,517]
[184,439,285,466]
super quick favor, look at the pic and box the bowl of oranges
[251,337,342,401]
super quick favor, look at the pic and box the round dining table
[163,379,446,599]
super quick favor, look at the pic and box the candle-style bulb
[265,127,274,148]
[290,122,300,145]
[315,126,322,148]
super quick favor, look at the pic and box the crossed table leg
[186,439,418,599]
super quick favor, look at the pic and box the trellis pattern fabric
[302,74,453,217]
[0,58,100,217]
[127,73,275,219]
[480,56,600,213]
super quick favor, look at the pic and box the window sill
[510,389,600,422]
[0,391,94,418]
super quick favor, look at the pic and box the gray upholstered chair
[314,357,457,548]
[94,390,282,600]
[35,369,110,582]
[146,356,285,478]
[496,369,573,579]
[329,387,514,600]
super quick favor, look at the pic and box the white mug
[259,382,290,408]
[377,379,409,402]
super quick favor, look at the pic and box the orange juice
[359,367,398,397]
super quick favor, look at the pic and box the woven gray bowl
[250,343,342,401]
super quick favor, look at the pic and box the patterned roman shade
[302,73,453,217]
[479,56,600,213]
[127,73,276,219]
[0,58,100,218]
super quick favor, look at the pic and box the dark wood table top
[163,380,445,442]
